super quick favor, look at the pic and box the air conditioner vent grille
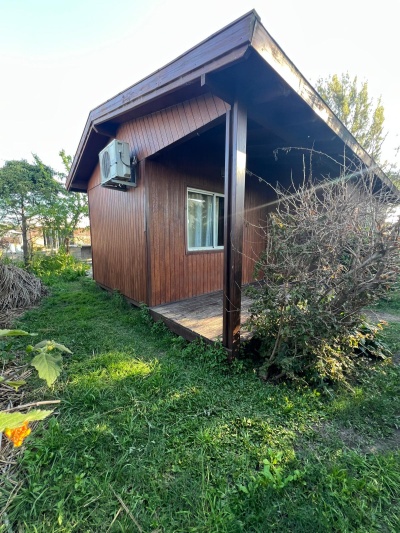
[101,151,110,181]
[98,139,137,190]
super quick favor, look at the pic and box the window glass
[187,189,224,250]
[188,191,214,248]
[216,196,224,247]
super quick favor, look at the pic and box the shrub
[29,251,88,284]
[245,155,400,385]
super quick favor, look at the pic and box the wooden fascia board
[66,118,96,190]
[91,11,258,123]
[94,46,248,126]
[249,19,398,195]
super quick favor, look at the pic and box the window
[187,188,224,250]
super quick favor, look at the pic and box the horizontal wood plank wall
[87,163,147,303]
[146,152,270,307]
[116,93,229,161]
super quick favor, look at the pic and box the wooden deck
[150,289,253,343]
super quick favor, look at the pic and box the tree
[0,153,89,263]
[38,150,88,252]
[316,73,386,163]
[0,158,60,264]
[245,150,400,385]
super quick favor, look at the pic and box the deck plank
[150,289,253,342]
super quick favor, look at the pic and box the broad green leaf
[0,409,53,431]
[34,340,72,354]
[31,352,63,386]
[3,380,26,391]
[0,329,35,337]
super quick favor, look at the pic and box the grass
[372,285,400,315]
[1,277,400,532]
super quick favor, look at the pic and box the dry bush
[0,264,46,327]
[245,154,400,385]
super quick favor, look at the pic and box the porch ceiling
[202,50,369,185]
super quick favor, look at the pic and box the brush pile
[0,263,47,328]
[0,264,48,524]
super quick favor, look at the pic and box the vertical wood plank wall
[87,163,147,303]
[146,155,224,307]
[146,151,270,307]
[87,111,271,307]
[242,176,270,284]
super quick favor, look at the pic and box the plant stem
[4,400,61,412]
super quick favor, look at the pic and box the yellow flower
[4,422,31,447]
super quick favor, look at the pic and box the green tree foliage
[316,73,385,162]
[0,157,59,264]
[37,150,89,252]
[0,153,88,262]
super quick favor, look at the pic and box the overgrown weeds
[28,250,89,285]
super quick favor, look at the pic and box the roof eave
[248,18,398,196]
[66,10,260,190]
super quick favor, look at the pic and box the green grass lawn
[371,286,400,317]
[2,278,400,532]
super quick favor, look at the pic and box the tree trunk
[64,236,70,253]
[21,212,30,266]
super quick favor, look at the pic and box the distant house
[0,225,90,258]
[30,225,91,250]
[0,229,22,254]
[67,10,395,354]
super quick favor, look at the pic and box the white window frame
[187,187,224,251]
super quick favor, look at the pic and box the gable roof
[67,9,396,195]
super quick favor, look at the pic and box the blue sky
[1,0,399,172]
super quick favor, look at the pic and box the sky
[1,0,399,174]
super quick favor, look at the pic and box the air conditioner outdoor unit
[99,139,137,189]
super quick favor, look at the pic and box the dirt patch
[363,310,400,323]
[306,422,400,455]
[336,425,400,454]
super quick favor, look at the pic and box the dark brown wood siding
[146,148,270,307]
[146,155,224,307]
[242,176,269,283]
[87,162,148,304]
[117,93,229,161]
[87,121,270,308]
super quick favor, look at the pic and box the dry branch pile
[0,263,47,328]
[0,264,48,522]
[0,360,33,523]
[245,155,400,384]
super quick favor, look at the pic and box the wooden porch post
[223,99,247,356]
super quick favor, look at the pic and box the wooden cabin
[67,10,395,354]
